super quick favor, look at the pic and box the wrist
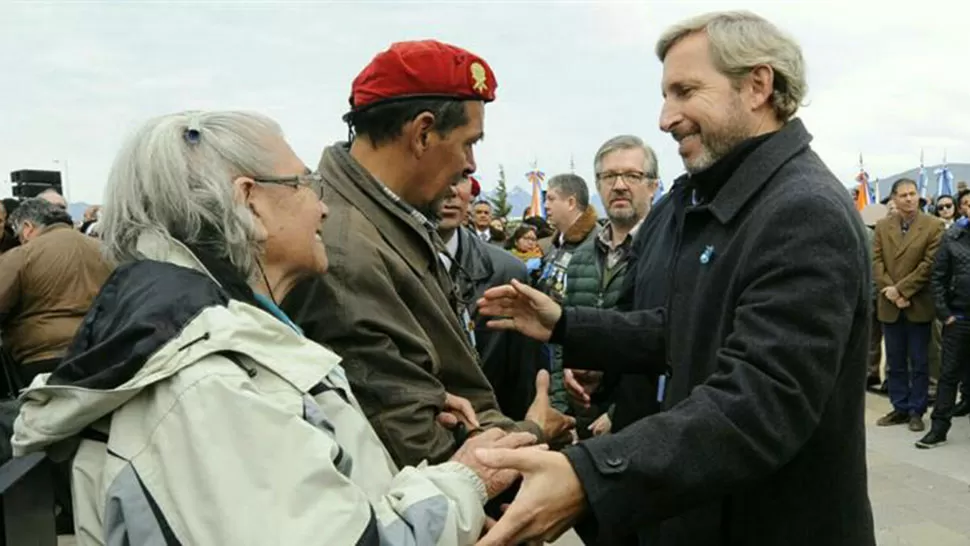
[518,419,545,442]
[440,461,489,504]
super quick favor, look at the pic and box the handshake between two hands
[431,279,602,543]
[438,371,583,545]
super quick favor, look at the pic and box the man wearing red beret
[282,40,573,470]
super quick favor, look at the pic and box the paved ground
[553,392,970,546]
[59,394,969,546]
[864,393,970,545]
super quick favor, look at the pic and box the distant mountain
[874,163,970,200]
[482,186,605,219]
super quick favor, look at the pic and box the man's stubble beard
[607,206,641,229]
[684,96,752,175]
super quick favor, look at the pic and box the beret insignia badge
[470,62,488,95]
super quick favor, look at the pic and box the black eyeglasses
[939,203,954,210]
[252,171,323,197]
[595,171,656,186]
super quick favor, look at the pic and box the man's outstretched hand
[474,448,587,545]
[478,279,563,342]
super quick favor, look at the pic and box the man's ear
[745,64,776,112]
[407,111,437,158]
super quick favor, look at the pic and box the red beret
[349,40,497,112]
[469,176,481,197]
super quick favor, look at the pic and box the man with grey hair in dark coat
[474,10,874,546]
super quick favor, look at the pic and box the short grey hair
[38,188,63,199]
[99,110,283,279]
[656,10,807,120]
[37,188,68,209]
[9,197,73,233]
[593,135,659,180]
[547,173,590,211]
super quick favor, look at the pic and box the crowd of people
[857,182,970,450]
[1,8,946,546]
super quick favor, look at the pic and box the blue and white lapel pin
[699,245,715,264]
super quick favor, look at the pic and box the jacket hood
[12,235,339,456]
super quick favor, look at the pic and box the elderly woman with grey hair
[11,111,533,545]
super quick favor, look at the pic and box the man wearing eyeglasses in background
[550,135,662,437]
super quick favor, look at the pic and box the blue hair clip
[183,117,202,144]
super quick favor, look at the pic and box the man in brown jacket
[282,40,572,468]
[0,198,112,386]
[873,178,945,431]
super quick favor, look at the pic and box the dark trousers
[930,320,970,431]
[962,368,970,402]
[883,316,931,415]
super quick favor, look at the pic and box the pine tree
[489,165,513,220]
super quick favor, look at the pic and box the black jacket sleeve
[562,193,867,540]
[556,306,667,376]
[931,237,953,321]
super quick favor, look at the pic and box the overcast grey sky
[0,0,966,204]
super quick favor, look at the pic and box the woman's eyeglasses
[252,171,324,197]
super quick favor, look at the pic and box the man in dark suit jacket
[436,177,544,421]
[473,10,874,546]
[873,179,945,431]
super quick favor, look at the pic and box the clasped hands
[441,382,584,545]
[881,285,910,309]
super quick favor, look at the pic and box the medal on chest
[461,307,477,348]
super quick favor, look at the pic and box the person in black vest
[534,174,600,304]
[549,134,661,438]
[474,10,874,546]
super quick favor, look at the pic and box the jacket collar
[676,118,813,225]
[597,218,644,251]
[892,213,934,257]
[136,232,219,284]
[319,143,446,281]
[456,227,494,283]
[35,223,72,237]
[555,206,600,246]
